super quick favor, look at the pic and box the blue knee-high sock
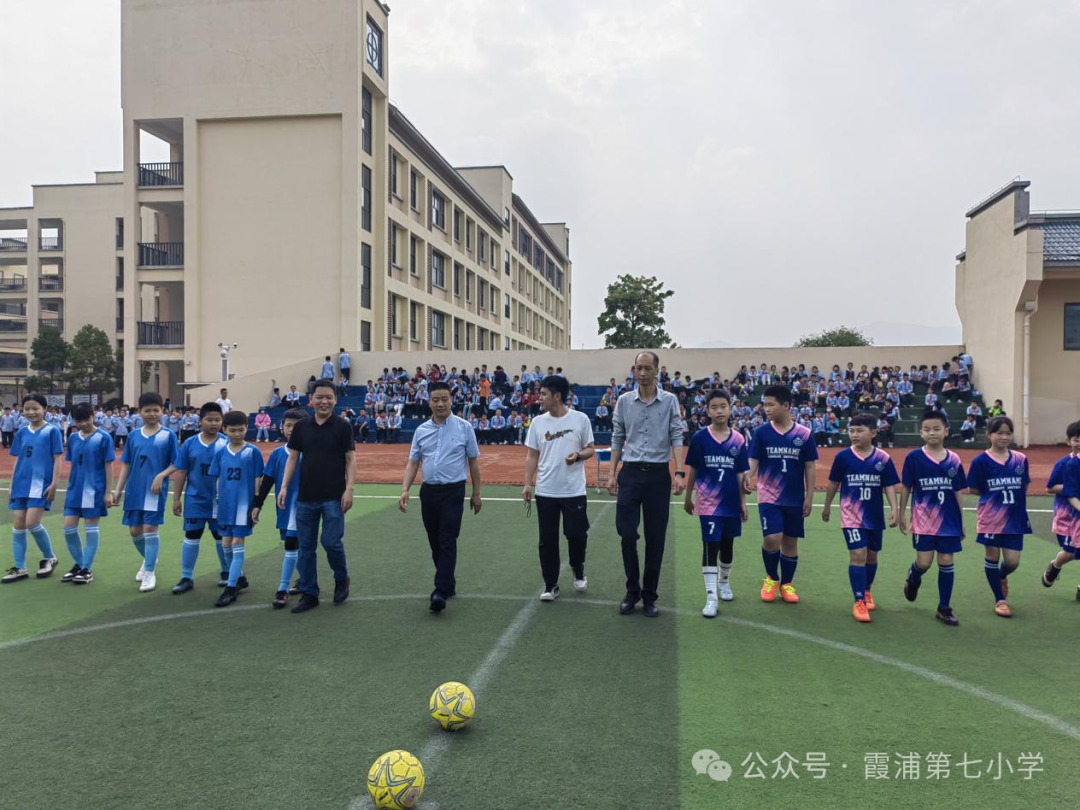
[180,539,200,579]
[12,529,28,569]
[848,565,866,602]
[279,550,299,592]
[762,547,781,580]
[938,563,956,608]
[227,546,245,587]
[63,526,83,568]
[223,544,234,570]
[865,562,878,589]
[215,539,228,572]
[83,526,101,571]
[131,533,146,558]
[779,554,798,585]
[143,532,161,573]
[984,560,1005,602]
[28,524,54,559]
[908,561,926,584]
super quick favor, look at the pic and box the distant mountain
[858,321,962,346]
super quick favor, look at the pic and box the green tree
[26,326,70,393]
[794,325,873,348]
[64,325,121,402]
[597,274,676,349]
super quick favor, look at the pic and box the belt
[421,480,466,489]
[622,462,669,472]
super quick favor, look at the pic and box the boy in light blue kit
[60,402,115,585]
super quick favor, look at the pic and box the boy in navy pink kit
[898,411,967,626]
[965,416,1031,618]
[1042,421,1080,590]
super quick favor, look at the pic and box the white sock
[720,563,733,584]
[703,566,718,598]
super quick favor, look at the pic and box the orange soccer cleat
[994,600,1012,618]
[853,600,872,622]
[760,577,779,602]
[864,590,876,611]
[779,583,800,603]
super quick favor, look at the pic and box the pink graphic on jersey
[840,493,865,529]
[694,480,723,516]
[756,468,784,505]
[1053,501,1078,537]
[976,499,1010,534]
[911,499,945,535]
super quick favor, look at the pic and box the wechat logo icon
[692,750,732,782]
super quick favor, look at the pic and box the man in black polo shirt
[280,380,356,613]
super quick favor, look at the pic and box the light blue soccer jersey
[65,429,116,511]
[209,443,265,528]
[174,433,228,518]
[10,423,64,499]
[121,427,180,512]
[263,445,300,534]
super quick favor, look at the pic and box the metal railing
[0,278,28,292]
[138,162,184,187]
[39,237,63,251]
[0,238,28,251]
[0,321,27,333]
[38,319,63,332]
[137,320,184,347]
[0,358,27,371]
[138,242,184,267]
[39,276,64,292]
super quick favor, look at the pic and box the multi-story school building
[1,0,573,405]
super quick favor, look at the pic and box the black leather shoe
[430,591,447,613]
[291,594,320,614]
[333,578,350,605]
[619,594,639,615]
[642,601,660,618]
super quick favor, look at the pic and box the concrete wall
[1028,274,1080,444]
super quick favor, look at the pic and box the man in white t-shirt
[523,374,595,601]
[215,388,232,414]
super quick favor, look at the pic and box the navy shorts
[185,517,222,539]
[976,533,1024,552]
[1056,534,1070,549]
[10,497,52,511]
[759,504,804,539]
[843,528,882,551]
[63,506,108,519]
[699,515,742,542]
[912,534,963,554]
[123,509,165,527]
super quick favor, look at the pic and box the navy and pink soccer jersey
[749,422,818,507]
[966,450,1031,536]
[1059,457,1080,543]
[684,426,750,518]
[828,447,899,530]
[1047,454,1077,537]
[901,448,967,537]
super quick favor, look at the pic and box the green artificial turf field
[1,485,1077,809]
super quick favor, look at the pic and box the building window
[432,310,446,347]
[465,219,473,250]
[466,270,473,302]
[431,189,446,230]
[360,243,372,309]
[431,251,446,288]
[555,268,563,292]
[366,16,383,75]
[390,223,398,267]
[504,293,511,318]
[453,318,461,350]
[505,251,510,276]
[453,208,462,242]
[409,301,418,341]
[410,236,418,275]
[361,320,371,352]
[504,207,510,227]
[410,170,418,210]
[504,336,510,351]
[490,332,497,351]
[453,262,462,297]
[1066,303,1080,350]
[478,280,486,311]
[390,293,398,335]
[491,286,498,314]
[389,150,398,196]
[478,231,486,263]
[361,87,372,155]
[361,165,372,231]
[519,229,531,258]
[535,244,544,271]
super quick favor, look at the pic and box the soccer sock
[908,561,926,584]
[984,560,1005,602]
[779,554,798,585]
[12,529,28,569]
[215,539,228,572]
[83,526,101,571]
[228,546,246,588]
[865,562,878,590]
[762,547,781,581]
[849,565,867,602]
[28,524,55,559]
[702,565,718,598]
[1000,560,1018,580]
[143,532,161,573]
[938,563,955,608]
[719,562,733,584]
[63,526,83,568]
[131,533,146,558]
[224,544,234,571]
[279,550,299,592]
[180,539,200,579]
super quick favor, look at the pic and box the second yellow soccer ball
[367,750,425,810]
[429,681,476,731]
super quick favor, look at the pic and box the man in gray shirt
[608,351,686,617]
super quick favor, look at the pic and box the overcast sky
[2,0,1078,348]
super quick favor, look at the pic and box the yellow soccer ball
[429,681,476,731]
[367,750,425,809]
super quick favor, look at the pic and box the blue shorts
[9,497,52,511]
[219,524,254,539]
[63,506,108,519]
[912,534,963,554]
[123,509,165,527]
[976,533,1025,552]
[184,517,222,539]
[759,504,804,539]
[1056,534,1070,549]
[843,528,883,551]
[699,515,742,542]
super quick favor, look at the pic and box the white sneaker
[135,562,146,582]
[719,582,734,602]
[573,575,588,592]
[139,571,157,593]
[702,598,718,618]
[540,585,560,602]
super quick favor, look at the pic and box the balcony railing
[0,321,27,333]
[137,320,184,347]
[39,319,63,333]
[138,242,184,268]
[0,305,26,317]
[116,317,125,332]
[39,277,64,292]
[39,237,63,251]
[138,162,184,187]
[0,278,28,292]
[0,238,28,252]
[0,358,27,371]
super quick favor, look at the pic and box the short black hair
[283,408,307,423]
[986,415,1014,435]
[540,375,570,403]
[22,394,47,409]
[706,388,731,406]
[429,381,451,395]
[138,392,163,409]
[920,409,949,428]
[1067,421,1080,440]
[849,412,878,430]
[199,401,223,419]
[311,379,336,396]
[223,410,248,428]
[71,402,93,422]
[763,385,792,406]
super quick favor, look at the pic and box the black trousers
[616,464,672,602]
[535,495,589,589]
[1,431,12,448]
[420,481,466,596]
